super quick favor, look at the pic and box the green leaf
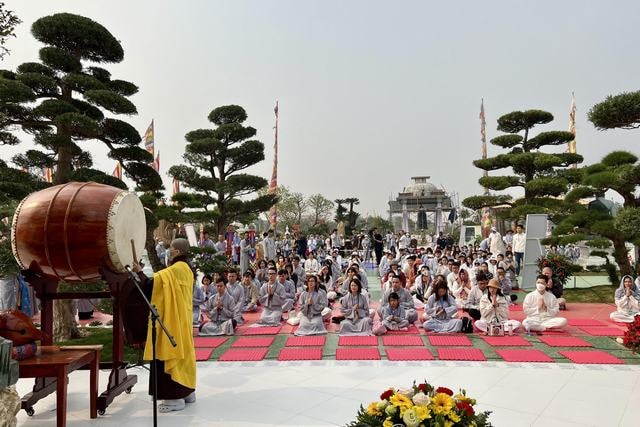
[497,109,553,133]
[16,62,56,77]
[0,78,36,103]
[478,175,522,191]
[53,112,101,137]
[62,72,107,92]
[39,46,82,73]
[32,13,124,63]
[84,89,137,114]
[102,118,142,145]
[108,79,138,96]
[489,134,522,148]
[588,91,640,130]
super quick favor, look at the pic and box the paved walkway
[15,361,640,426]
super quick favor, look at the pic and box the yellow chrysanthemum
[367,401,382,416]
[454,393,475,405]
[389,392,414,410]
[448,411,461,423]
[430,393,455,415]
[414,405,431,421]
[443,421,454,427]
[383,418,394,427]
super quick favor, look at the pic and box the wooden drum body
[11,182,146,282]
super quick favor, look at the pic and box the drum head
[107,191,146,272]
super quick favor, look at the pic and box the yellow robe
[143,261,196,389]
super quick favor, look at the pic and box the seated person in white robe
[240,271,259,312]
[452,268,473,308]
[610,275,640,323]
[200,279,236,336]
[257,267,287,325]
[374,292,410,335]
[423,281,463,333]
[475,279,521,333]
[522,274,568,333]
[294,275,328,336]
[338,278,372,335]
[379,274,418,323]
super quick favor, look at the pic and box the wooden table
[19,346,101,427]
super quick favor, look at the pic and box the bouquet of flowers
[623,316,640,353]
[536,252,580,286]
[346,380,492,427]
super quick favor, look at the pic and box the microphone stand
[125,265,176,427]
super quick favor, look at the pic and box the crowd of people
[183,223,611,340]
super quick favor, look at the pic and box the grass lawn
[563,285,616,303]
[57,327,143,364]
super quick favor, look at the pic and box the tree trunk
[53,298,79,342]
[611,235,633,277]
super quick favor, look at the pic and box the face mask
[536,283,546,292]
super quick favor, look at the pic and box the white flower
[398,388,415,399]
[412,392,430,406]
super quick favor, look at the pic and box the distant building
[388,176,454,233]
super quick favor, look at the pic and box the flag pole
[479,98,492,237]
[268,101,279,232]
[568,92,577,169]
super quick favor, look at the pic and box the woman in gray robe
[295,275,328,336]
[339,278,372,335]
[423,281,462,333]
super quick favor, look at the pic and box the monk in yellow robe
[133,238,196,412]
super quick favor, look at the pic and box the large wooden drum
[11,182,146,282]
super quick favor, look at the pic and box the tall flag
[112,162,122,179]
[153,150,160,172]
[479,99,492,238]
[172,177,180,195]
[42,167,53,183]
[267,101,279,230]
[143,120,154,156]
[568,93,577,168]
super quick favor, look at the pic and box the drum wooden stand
[20,266,137,416]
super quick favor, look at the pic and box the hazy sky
[3,0,639,216]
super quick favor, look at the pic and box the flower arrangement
[536,252,580,286]
[622,316,640,353]
[346,381,492,427]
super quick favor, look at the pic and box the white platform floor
[15,360,640,427]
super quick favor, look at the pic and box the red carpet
[218,347,269,361]
[338,336,378,346]
[285,336,327,347]
[578,326,624,336]
[336,347,381,360]
[278,347,323,361]
[568,318,607,326]
[538,336,593,347]
[242,326,282,335]
[386,325,420,334]
[231,336,275,347]
[195,348,213,361]
[437,348,486,361]
[382,335,424,346]
[509,304,523,311]
[193,337,228,348]
[385,348,434,361]
[427,335,472,346]
[480,336,532,346]
[496,349,554,363]
[559,350,624,364]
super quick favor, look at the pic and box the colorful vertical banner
[267,101,279,230]
[479,99,492,238]
[143,119,154,156]
[172,177,180,195]
[112,162,122,179]
[153,150,160,172]
[42,167,53,183]
[568,93,577,169]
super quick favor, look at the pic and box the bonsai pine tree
[463,109,583,221]
[169,105,277,235]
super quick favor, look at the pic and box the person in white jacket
[610,275,640,323]
[522,275,567,333]
[475,279,521,334]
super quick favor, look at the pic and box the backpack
[460,317,474,334]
